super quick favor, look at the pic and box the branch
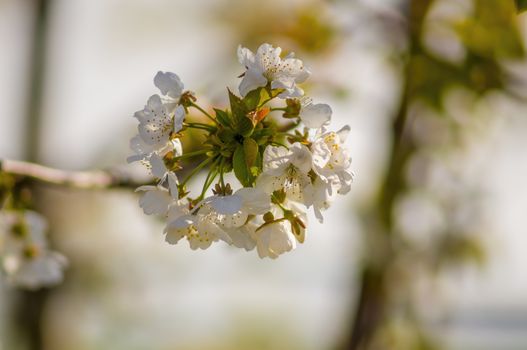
[0,159,149,190]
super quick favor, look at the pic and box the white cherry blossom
[135,95,185,150]
[205,187,270,226]
[254,220,297,259]
[3,252,67,290]
[128,72,185,166]
[238,43,310,98]
[135,170,179,216]
[224,220,258,251]
[311,125,354,195]
[164,203,233,250]
[0,211,67,289]
[257,143,313,202]
[128,43,353,259]
[303,178,333,223]
[164,187,270,251]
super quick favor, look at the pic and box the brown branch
[0,159,149,190]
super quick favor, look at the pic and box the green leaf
[228,88,247,121]
[244,87,262,110]
[233,145,253,187]
[228,88,255,136]
[516,0,527,12]
[238,116,255,137]
[243,138,259,168]
[214,108,231,128]
[217,128,235,144]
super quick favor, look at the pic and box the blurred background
[1,0,527,349]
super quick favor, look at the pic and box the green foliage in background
[516,0,527,12]
[410,0,524,109]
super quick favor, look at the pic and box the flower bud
[283,98,301,119]
[263,212,275,223]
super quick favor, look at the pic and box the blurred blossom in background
[1,0,527,349]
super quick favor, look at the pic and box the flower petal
[300,103,332,129]
[209,195,243,215]
[154,71,184,98]
[235,187,270,214]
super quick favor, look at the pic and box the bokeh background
[1,0,527,349]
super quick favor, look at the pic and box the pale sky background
[1,0,527,349]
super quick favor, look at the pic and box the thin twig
[0,159,149,190]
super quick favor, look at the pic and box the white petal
[225,225,256,251]
[128,135,155,163]
[256,43,282,69]
[166,214,195,230]
[300,103,332,129]
[311,138,332,172]
[219,211,249,228]
[167,172,179,200]
[235,187,270,214]
[263,145,291,172]
[8,252,67,290]
[209,195,243,215]
[154,71,184,98]
[289,143,313,174]
[149,153,167,179]
[138,95,172,146]
[337,125,351,142]
[173,105,185,133]
[239,69,267,97]
[237,45,255,66]
[255,172,287,194]
[136,187,171,215]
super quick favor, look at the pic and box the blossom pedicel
[129,43,354,259]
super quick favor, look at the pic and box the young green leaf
[214,108,231,128]
[228,88,256,136]
[228,88,248,121]
[238,116,255,137]
[233,145,253,187]
[244,87,262,110]
[243,138,259,168]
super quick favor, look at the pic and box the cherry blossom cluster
[0,210,67,289]
[129,43,353,259]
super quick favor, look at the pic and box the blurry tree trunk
[346,1,433,349]
[10,0,51,349]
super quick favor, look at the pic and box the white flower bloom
[128,71,185,166]
[270,198,308,244]
[0,211,67,289]
[164,204,194,245]
[164,187,270,251]
[164,203,233,250]
[257,143,312,202]
[303,178,333,223]
[128,47,353,258]
[204,187,270,227]
[135,95,186,150]
[238,43,310,98]
[135,186,172,216]
[127,136,182,176]
[3,252,68,290]
[254,220,297,259]
[135,169,179,216]
[299,98,332,129]
[224,220,258,251]
[311,125,354,195]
